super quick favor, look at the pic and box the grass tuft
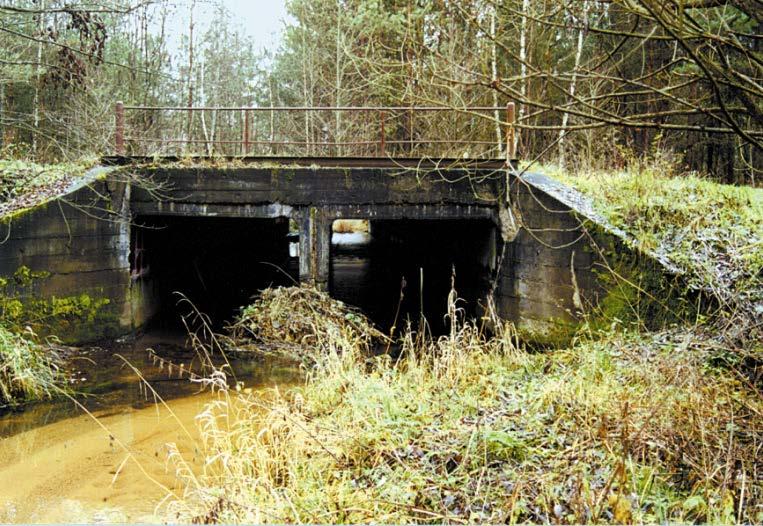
[0,325,61,407]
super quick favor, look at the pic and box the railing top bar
[120,105,506,112]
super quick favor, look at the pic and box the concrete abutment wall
[0,164,634,344]
[0,170,133,343]
[494,174,604,344]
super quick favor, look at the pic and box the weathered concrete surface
[0,160,647,344]
[492,171,674,344]
[129,163,504,288]
[129,164,503,210]
[0,168,132,343]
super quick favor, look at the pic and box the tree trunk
[199,56,212,155]
[491,6,502,156]
[558,1,588,168]
[185,0,196,153]
[334,0,342,156]
[0,82,4,151]
[519,0,529,155]
[32,0,45,156]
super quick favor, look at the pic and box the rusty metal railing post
[379,110,386,156]
[243,108,250,156]
[506,102,516,163]
[408,107,413,153]
[115,101,125,156]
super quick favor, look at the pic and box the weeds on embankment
[162,287,762,524]
[544,161,762,375]
[0,325,61,407]
[543,163,762,320]
[0,158,97,217]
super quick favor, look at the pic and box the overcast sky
[163,0,292,56]
[218,0,291,52]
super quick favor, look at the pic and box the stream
[0,331,301,523]
[0,230,484,523]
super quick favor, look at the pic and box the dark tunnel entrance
[130,216,294,328]
[330,219,498,335]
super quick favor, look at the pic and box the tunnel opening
[330,219,497,335]
[130,215,294,329]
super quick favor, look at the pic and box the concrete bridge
[0,106,641,344]
[0,155,633,345]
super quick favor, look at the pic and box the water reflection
[0,331,300,439]
[0,330,301,523]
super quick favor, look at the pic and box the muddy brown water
[0,331,301,523]
[0,231,483,523]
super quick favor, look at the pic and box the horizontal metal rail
[121,105,504,112]
[114,103,517,160]
[125,138,499,146]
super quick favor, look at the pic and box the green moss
[1,292,112,336]
[270,166,295,184]
[11,266,50,287]
[0,266,117,343]
[0,206,32,225]
[517,317,580,348]
[41,296,121,343]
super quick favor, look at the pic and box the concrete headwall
[492,171,681,345]
[129,163,504,214]
[0,163,653,345]
[494,173,603,343]
[0,169,133,343]
[129,163,503,288]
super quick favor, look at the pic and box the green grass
[162,290,762,524]
[0,325,61,407]
[539,163,762,308]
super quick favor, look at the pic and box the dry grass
[160,289,763,524]
[0,325,61,407]
[228,285,386,364]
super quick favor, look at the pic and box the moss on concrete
[0,206,32,225]
[517,316,580,349]
[1,292,119,344]
[514,222,702,347]
[0,266,119,343]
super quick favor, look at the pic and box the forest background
[0,0,760,184]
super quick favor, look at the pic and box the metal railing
[114,103,517,160]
